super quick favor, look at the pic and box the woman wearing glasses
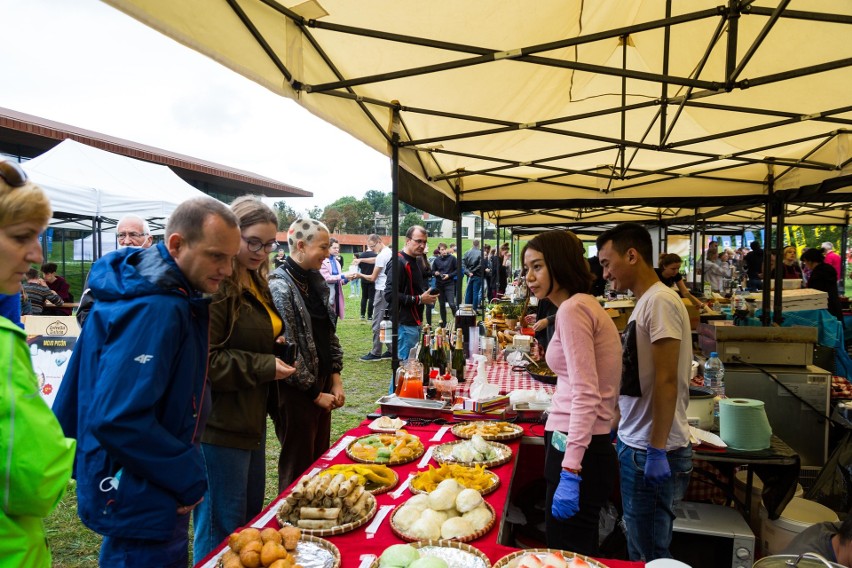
[268,218,346,492]
[193,196,296,562]
[657,253,705,311]
[0,161,76,567]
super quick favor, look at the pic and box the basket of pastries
[410,463,500,497]
[219,526,340,568]
[346,431,425,465]
[370,541,491,568]
[275,471,377,536]
[390,480,496,543]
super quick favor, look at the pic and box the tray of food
[451,421,524,441]
[390,483,496,543]
[275,472,377,536]
[432,435,513,468]
[526,363,556,385]
[316,463,398,494]
[368,416,407,432]
[410,463,500,496]
[346,431,424,465]
[219,527,340,568]
[377,395,448,419]
[492,549,606,568]
[371,542,491,568]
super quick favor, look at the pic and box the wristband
[562,466,582,475]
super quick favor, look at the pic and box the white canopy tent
[101,0,852,225]
[23,138,211,229]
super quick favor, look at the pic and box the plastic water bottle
[703,352,725,418]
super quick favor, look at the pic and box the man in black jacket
[431,242,458,327]
[385,225,439,360]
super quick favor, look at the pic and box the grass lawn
[44,291,398,567]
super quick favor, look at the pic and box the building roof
[0,106,311,200]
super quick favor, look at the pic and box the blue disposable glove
[644,446,671,486]
[551,470,581,520]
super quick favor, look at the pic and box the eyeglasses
[242,236,278,253]
[0,161,28,188]
[411,238,428,245]
[117,232,148,240]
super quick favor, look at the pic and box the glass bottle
[452,328,466,382]
[432,329,447,375]
[418,326,432,385]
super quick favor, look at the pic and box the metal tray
[376,395,448,418]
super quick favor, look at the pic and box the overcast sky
[0,0,392,212]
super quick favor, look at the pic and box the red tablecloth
[196,421,640,568]
[457,359,555,397]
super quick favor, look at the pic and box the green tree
[364,190,391,215]
[400,211,423,235]
[321,208,344,233]
[306,206,323,220]
[273,201,298,230]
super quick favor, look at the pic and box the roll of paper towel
[719,398,772,451]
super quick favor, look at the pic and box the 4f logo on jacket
[134,354,154,364]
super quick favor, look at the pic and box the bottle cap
[710,352,718,358]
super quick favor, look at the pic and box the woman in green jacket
[193,196,296,562]
[0,160,76,567]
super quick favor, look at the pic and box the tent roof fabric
[23,139,213,222]
[0,106,311,199]
[103,0,852,225]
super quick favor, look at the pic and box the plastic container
[379,309,393,344]
[733,470,804,534]
[759,497,839,556]
[703,352,725,417]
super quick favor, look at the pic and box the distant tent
[22,139,211,258]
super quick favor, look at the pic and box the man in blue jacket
[53,197,240,568]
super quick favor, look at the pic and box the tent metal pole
[692,211,699,288]
[455,182,463,309]
[390,107,401,372]
[841,213,849,297]
[773,195,786,325]
[699,219,706,291]
[495,219,500,298]
[761,169,775,326]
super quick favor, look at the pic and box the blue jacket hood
[87,243,197,303]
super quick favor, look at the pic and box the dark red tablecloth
[196,421,641,568]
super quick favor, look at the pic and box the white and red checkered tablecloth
[457,359,555,397]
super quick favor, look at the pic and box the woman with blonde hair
[193,195,296,561]
[269,218,346,492]
[0,161,75,567]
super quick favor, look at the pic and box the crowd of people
[3,155,851,567]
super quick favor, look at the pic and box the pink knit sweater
[544,294,622,470]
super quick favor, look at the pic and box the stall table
[196,420,640,568]
[456,359,555,397]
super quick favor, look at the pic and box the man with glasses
[54,197,241,568]
[385,225,439,361]
[357,234,394,361]
[77,214,155,326]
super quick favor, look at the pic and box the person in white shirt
[356,234,393,361]
[596,222,693,562]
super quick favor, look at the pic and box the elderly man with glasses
[76,214,154,326]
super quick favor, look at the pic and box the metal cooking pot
[752,553,844,568]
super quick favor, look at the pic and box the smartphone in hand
[274,341,298,365]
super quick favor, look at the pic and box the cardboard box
[682,299,699,330]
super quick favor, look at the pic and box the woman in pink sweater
[522,230,622,556]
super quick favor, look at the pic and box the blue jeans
[193,442,266,563]
[464,276,483,309]
[100,514,190,567]
[617,439,693,562]
[397,325,421,361]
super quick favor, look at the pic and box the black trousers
[544,431,617,556]
[360,281,375,319]
[436,280,457,325]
